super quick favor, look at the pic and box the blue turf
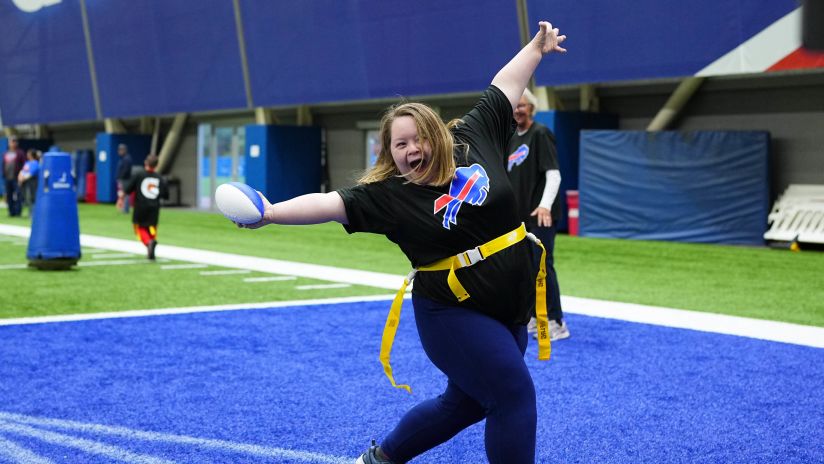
[0,300,822,463]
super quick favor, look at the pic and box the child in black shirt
[121,154,168,260]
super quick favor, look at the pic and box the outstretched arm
[491,21,566,111]
[239,191,348,229]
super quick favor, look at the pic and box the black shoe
[355,440,394,464]
[147,240,157,260]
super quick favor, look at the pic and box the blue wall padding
[244,125,322,204]
[85,0,247,118]
[528,0,798,86]
[579,131,770,245]
[241,0,519,106]
[27,152,80,261]
[533,112,618,232]
[94,134,151,203]
[0,1,97,125]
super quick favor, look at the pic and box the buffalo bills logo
[433,163,490,229]
[507,144,529,171]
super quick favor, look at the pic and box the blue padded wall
[533,111,618,232]
[94,134,151,203]
[241,0,520,106]
[579,131,770,245]
[244,125,322,204]
[86,0,247,118]
[0,1,97,124]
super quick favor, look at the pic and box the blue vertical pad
[579,131,770,244]
[244,125,322,204]
[94,134,152,203]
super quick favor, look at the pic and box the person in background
[506,88,570,341]
[115,143,133,213]
[17,149,40,217]
[236,21,566,464]
[121,154,168,260]
[2,136,26,217]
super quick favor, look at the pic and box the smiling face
[358,102,455,187]
[513,95,534,131]
[390,116,432,183]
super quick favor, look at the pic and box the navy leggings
[380,295,536,463]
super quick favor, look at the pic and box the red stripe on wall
[768,47,824,71]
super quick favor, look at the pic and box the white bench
[764,184,824,244]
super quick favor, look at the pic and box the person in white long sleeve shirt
[506,88,570,341]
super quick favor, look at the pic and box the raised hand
[534,21,567,55]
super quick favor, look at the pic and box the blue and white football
[215,182,265,225]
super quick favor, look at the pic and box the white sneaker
[549,319,570,341]
[526,317,538,335]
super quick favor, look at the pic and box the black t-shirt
[339,86,537,325]
[124,170,168,227]
[506,122,561,224]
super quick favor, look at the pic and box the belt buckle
[459,247,484,267]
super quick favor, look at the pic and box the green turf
[1,203,822,326]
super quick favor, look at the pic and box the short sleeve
[535,125,559,172]
[456,85,516,163]
[337,182,397,235]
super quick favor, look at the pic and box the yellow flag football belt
[380,223,551,393]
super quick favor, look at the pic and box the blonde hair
[359,102,458,186]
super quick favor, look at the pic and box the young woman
[239,21,566,464]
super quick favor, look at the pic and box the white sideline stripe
[561,296,824,349]
[160,263,209,270]
[0,421,174,464]
[696,8,800,76]
[0,435,54,464]
[0,223,404,289]
[0,294,399,326]
[243,276,297,282]
[1,223,821,348]
[200,269,251,276]
[296,283,351,290]
[0,412,351,464]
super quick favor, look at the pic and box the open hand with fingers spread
[533,21,567,55]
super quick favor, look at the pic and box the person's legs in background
[5,179,22,217]
[528,224,570,341]
[117,180,130,213]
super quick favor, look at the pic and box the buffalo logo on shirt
[140,178,161,200]
[507,144,529,172]
[433,163,489,229]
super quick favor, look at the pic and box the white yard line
[160,263,209,270]
[296,283,351,290]
[0,421,174,464]
[1,223,822,348]
[0,263,27,270]
[0,435,54,464]
[0,412,351,464]
[199,269,251,276]
[79,259,169,267]
[90,253,139,259]
[243,276,296,282]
